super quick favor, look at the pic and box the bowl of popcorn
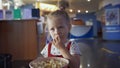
[29,57,69,68]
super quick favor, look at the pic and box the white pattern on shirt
[41,40,81,57]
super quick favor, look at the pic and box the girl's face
[47,18,70,43]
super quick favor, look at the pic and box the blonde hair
[46,10,71,26]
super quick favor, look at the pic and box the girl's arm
[52,35,80,68]
[59,47,80,68]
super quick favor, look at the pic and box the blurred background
[0,0,120,68]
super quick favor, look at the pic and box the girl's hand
[52,35,65,49]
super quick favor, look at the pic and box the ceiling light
[69,9,73,12]
[87,0,91,2]
[85,10,88,13]
[77,10,81,13]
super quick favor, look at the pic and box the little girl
[41,10,81,68]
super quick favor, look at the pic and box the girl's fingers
[53,38,56,43]
[52,39,56,45]
[57,35,61,42]
[52,41,55,45]
[53,35,62,45]
[56,35,59,41]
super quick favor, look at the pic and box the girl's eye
[50,28,54,31]
[58,26,64,29]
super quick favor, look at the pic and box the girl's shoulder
[69,39,78,46]
[69,39,82,55]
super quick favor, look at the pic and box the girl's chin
[52,36,67,40]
